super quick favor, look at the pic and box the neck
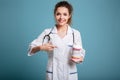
[56,24,68,32]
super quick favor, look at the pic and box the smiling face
[54,7,71,27]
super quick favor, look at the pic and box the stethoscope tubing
[42,27,74,45]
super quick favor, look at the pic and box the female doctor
[28,1,85,80]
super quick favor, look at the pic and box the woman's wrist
[39,45,44,51]
[39,46,42,51]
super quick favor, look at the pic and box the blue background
[0,0,120,80]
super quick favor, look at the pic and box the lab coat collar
[67,25,73,34]
[51,25,73,34]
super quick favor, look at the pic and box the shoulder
[42,28,53,34]
[71,28,81,35]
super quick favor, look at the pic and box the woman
[28,1,85,80]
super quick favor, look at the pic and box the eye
[56,13,60,16]
[63,13,67,16]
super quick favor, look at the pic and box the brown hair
[54,1,73,25]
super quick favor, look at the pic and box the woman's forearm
[30,43,57,54]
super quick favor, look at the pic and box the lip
[58,19,65,23]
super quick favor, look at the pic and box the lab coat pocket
[69,72,78,80]
[46,61,53,80]
[67,44,73,53]
[46,71,53,80]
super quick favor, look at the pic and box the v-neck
[56,25,68,39]
[56,33,67,40]
[51,25,73,40]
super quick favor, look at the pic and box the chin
[57,23,67,26]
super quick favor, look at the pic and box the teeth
[59,20,64,23]
[60,21,64,23]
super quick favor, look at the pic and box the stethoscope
[42,27,75,45]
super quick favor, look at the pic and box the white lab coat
[28,25,85,80]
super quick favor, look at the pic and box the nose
[60,14,64,19]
